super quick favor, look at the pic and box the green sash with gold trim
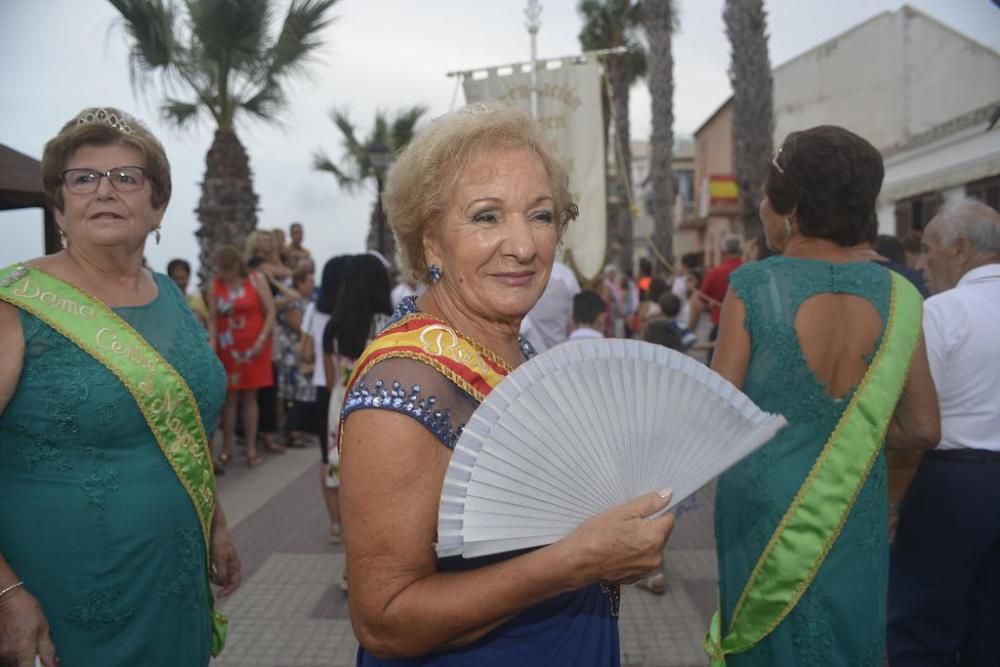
[0,263,228,656]
[705,271,922,665]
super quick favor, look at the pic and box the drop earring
[154,227,161,245]
[784,218,792,238]
[427,264,442,284]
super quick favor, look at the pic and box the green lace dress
[0,273,226,666]
[715,257,891,666]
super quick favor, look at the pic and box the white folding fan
[436,338,787,558]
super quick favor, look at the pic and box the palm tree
[644,0,679,266]
[109,0,339,284]
[723,0,774,242]
[313,106,427,262]
[578,0,646,272]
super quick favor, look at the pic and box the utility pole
[525,0,542,118]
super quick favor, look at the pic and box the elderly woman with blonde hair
[338,105,675,665]
[0,108,239,666]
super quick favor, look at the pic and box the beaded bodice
[342,296,534,450]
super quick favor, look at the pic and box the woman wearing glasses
[0,107,239,666]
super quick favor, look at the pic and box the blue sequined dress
[714,257,892,665]
[0,273,226,666]
[343,297,621,666]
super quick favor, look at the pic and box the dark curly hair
[766,125,884,247]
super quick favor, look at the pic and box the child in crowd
[567,289,606,342]
[657,292,698,352]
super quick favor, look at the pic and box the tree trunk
[609,53,633,272]
[646,0,676,267]
[724,0,774,243]
[195,128,260,286]
[365,196,396,264]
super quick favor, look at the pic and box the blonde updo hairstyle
[245,230,276,259]
[40,107,171,213]
[383,104,579,284]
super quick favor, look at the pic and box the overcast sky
[1,0,998,274]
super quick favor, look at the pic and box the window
[895,191,943,235]
[966,175,1000,212]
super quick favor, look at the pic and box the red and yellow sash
[338,313,512,451]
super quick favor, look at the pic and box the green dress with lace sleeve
[714,256,893,666]
[0,273,226,666]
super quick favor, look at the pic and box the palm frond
[268,0,339,81]
[577,0,647,83]
[187,0,270,71]
[160,98,203,127]
[313,150,362,191]
[330,109,367,160]
[240,86,284,121]
[372,112,390,145]
[107,0,182,91]
[389,105,427,151]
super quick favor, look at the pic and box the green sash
[0,263,228,656]
[705,271,922,665]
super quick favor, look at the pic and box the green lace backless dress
[715,257,891,666]
[0,273,226,666]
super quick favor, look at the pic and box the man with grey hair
[888,199,1000,665]
[688,235,743,362]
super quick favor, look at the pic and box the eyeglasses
[61,166,149,194]
[771,147,785,175]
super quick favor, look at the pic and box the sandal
[245,453,262,467]
[263,437,286,454]
[329,522,343,544]
[637,572,666,595]
[215,452,231,467]
[287,433,309,448]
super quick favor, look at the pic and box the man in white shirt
[521,261,581,352]
[888,199,1000,666]
[566,289,606,342]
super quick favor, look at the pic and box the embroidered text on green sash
[0,263,228,655]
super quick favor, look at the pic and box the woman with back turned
[706,126,940,665]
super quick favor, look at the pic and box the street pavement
[210,442,718,667]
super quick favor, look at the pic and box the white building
[688,4,1000,256]
[772,5,1000,234]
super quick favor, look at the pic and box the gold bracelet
[0,580,24,600]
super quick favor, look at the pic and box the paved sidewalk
[210,444,718,667]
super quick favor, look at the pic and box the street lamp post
[367,138,391,257]
[524,0,542,119]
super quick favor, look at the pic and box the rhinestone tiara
[72,107,138,135]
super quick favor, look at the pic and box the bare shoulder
[341,408,452,488]
[24,252,68,273]
[0,299,25,414]
[250,271,270,293]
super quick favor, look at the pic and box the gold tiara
[72,107,138,135]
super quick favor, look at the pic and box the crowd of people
[1,103,997,667]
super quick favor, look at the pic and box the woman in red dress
[208,245,277,466]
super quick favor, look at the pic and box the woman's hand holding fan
[558,489,676,586]
[438,339,787,559]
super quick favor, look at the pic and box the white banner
[463,59,606,282]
